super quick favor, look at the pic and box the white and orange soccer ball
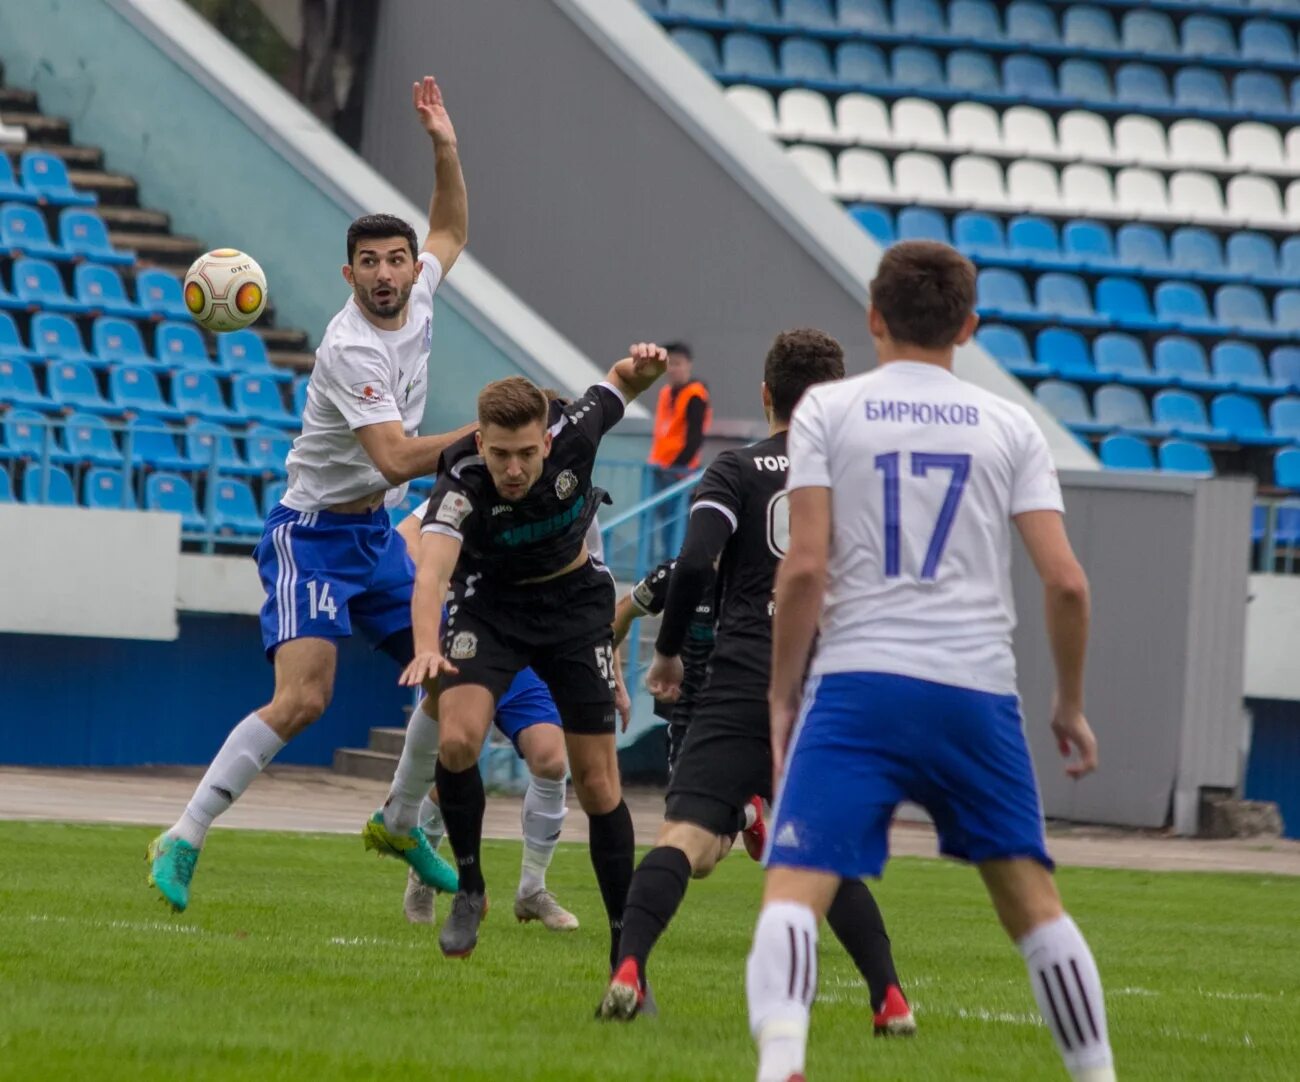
[183,248,268,332]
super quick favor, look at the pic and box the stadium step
[5,142,106,170]
[268,349,315,374]
[367,727,407,756]
[332,746,399,782]
[111,229,204,268]
[0,112,69,144]
[261,325,310,352]
[71,169,138,206]
[0,85,36,111]
[98,205,171,235]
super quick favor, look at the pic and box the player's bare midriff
[514,542,590,586]
[327,490,388,514]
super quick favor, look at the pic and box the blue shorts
[417,667,562,757]
[254,504,414,657]
[766,671,1053,879]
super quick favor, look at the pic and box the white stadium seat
[892,151,959,205]
[1286,128,1300,173]
[1169,170,1227,223]
[1287,179,1300,223]
[891,97,949,151]
[1168,119,1227,169]
[0,118,25,146]
[834,93,893,146]
[1002,106,1058,158]
[776,88,840,143]
[947,102,1003,154]
[1058,110,1117,164]
[1007,159,1062,211]
[951,154,1010,208]
[1114,115,1169,166]
[723,85,778,135]
[1228,122,1287,172]
[1226,174,1287,228]
[834,147,894,200]
[785,144,838,194]
[1116,167,1173,218]
[1061,163,1116,214]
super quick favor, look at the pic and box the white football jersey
[282,252,442,511]
[787,361,1064,695]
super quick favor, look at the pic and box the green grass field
[0,821,1297,1081]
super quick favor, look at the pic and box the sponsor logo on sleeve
[632,580,655,609]
[350,381,390,410]
[554,469,578,500]
[435,491,473,529]
[422,316,433,352]
[449,631,478,660]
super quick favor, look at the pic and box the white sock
[747,901,817,1082]
[384,702,439,833]
[1018,914,1113,1079]
[417,794,446,849]
[518,772,566,897]
[170,713,285,847]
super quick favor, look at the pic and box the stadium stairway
[333,722,406,782]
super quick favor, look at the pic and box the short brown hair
[478,376,548,430]
[764,328,845,421]
[869,241,976,350]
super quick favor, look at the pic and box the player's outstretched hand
[400,649,458,687]
[627,342,669,377]
[613,663,633,733]
[769,695,800,793]
[645,650,685,703]
[413,76,457,147]
[1050,698,1098,778]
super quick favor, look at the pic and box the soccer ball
[183,248,268,333]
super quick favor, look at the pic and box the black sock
[827,878,900,1012]
[588,800,636,973]
[434,758,486,895]
[617,845,692,980]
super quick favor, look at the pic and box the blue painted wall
[0,615,407,767]
[1243,698,1300,840]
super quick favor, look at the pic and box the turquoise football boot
[147,832,200,913]
[362,810,459,894]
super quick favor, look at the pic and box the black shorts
[664,696,770,836]
[439,560,617,734]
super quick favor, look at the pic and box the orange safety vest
[649,380,712,469]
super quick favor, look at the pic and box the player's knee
[527,745,567,782]
[270,685,330,736]
[570,764,620,815]
[437,729,480,773]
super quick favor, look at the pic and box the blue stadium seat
[145,472,205,532]
[13,257,92,314]
[1273,289,1300,335]
[0,470,11,502]
[1212,392,1285,445]
[293,377,309,416]
[388,490,424,526]
[1037,328,1100,381]
[0,268,27,314]
[896,207,950,243]
[1,409,57,460]
[1213,340,1277,393]
[92,317,154,368]
[1006,217,1059,264]
[1227,232,1279,281]
[1095,384,1167,438]
[1096,278,1161,332]
[779,38,833,82]
[0,357,53,411]
[849,204,894,244]
[1292,76,1300,114]
[948,0,1001,41]
[74,264,142,319]
[186,420,252,475]
[1276,448,1300,491]
[1099,434,1155,470]
[22,464,77,505]
[126,415,195,471]
[1004,54,1057,99]
[20,151,96,207]
[1006,1,1058,45]
[1170,228,1225,278]
[1059,59,1112,104]
[47,360,114,414]
[246,425,293,476]
[1153,336,1220,390]
[1234,71,1287,115]
[156,321,212,369]
[782,0,835,29]
[111,365,185,420]
[1094,331,1163,385]
[1270,397,1300,442]
[670,29,722,73]
[953,212,1005,257]
[893,46,944,89]
[1271,346,1300,392]
[1159,439,1215,474]
[0,312,36,361]
[977,269,1034,320]
[722,33,777,79]
[0,154,38,205]
[1153,389,1228,440]
[1122,10,1177,54]
[233,374,295,427]
[667,0,719,17]
[59,209,134,266]
[30,313,99,369]
[837,0,888,31]
[209,477,264,536]
[1037,272,1105,325]
[1280,237,1300,280]
[135,269,192,321]
[62,412,122,466]
[947,49,1001,95]
[1062,220,1114,270]
[1155,281,1216,331]
[216,329,289,382]
[1240,18,1294,62]
[1,203,70,260]
[83,466,136,510]
[1036,379,1109,433]
[171,369,241,422]
[976,324,1046,377]
[1116,224,1170,271]
[1063,5,1118,50]
[837,42,889,85]
[1174,68,1231,112]
[893,0,944,37]
[1216,284,1280,337]
[262,479,288,516]
[1181,15,1237,58]
[1116,63,1171,108]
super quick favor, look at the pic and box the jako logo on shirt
[350,382,389,410]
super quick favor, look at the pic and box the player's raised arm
[354,419,477,487]
[413,76,468,275]
[400,527,463,688]
[605,342,669,403]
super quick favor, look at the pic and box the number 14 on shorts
[307,580,338,621]
[874,451,971,580]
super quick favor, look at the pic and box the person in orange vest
[647,342,712,557]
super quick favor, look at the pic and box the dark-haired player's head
[867,241,978,360]
[762,328,846,423]
[342,213,421,321]
[476,376,552,502]
[662,341,694,388]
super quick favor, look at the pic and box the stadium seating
[63,413,123,466]
[135,270,193,321]
[84,466,136,510]
[186,421,254,475]
[75,265,142,319]
[145,472,205,532]
[20,151,96,207]
[2,203,71,261]
[110,365,184,420]
[22,464,76,505]
[125,416,196,472]
[59,210,134,266]
[209,477,265,536]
